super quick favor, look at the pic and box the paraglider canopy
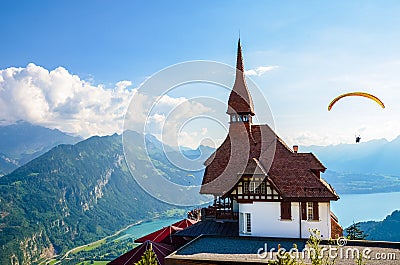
[328,92,385,111]
[328,92,384,144]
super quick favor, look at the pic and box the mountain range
[302,136,400,175]
[300,137,400,194]
[0,121,81,175]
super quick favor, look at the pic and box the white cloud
[245,65,279,76]
[147,98,215,148]
[115,80,132,90]
[286,131,346,147]
[0,63,133,138]
[125,87,230,149]
[177,127,210,149]
[148,113,166,124]
[125,93,213,132]
[2,62,328,149]
[157,95,187,107]
[0,63,222,149]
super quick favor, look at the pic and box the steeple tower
[227,38,255,125]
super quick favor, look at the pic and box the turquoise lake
[115,218,182,242]
[331,191,400,228]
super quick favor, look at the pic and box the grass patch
[164,208,186,217]
[69,239,106,254]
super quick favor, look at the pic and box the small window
[260,182,265,194]
[243,182,249,194]
[307,202,314,221]
[249,182,257,193]
[243,115,249,122]
[238,115,242,121]
[245,213,251,233]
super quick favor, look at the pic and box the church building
[199,39,341,240]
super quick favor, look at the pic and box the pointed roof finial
[227,38,255,116]
[236,38,244,72]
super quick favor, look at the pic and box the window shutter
[280,201,291,220]
[313,202,319,221]
[301,202,307,220]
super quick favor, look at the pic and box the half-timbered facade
[200,39,342,239]
[230,174,281,202]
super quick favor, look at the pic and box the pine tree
[345,222,368,240]
[135,243,159,265]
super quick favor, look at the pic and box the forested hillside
[357,210,400,242]
[0,131,200,265]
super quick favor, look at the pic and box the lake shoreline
[58,219,145,261]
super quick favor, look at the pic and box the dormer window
[231,115,237,122]
[242,115,249,122]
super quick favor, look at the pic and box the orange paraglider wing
[328,92,385,111]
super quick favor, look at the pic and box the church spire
[227,38,255,117]
[236,38,244,72]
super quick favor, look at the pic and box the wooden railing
[202,206,238,220]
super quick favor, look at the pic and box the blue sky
[3,1,397,82]
[1,1,400,147]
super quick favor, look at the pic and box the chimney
[293,145,298,153]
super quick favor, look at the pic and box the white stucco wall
[301,202,331,239]
[239,201,331,239]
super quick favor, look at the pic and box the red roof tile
[135,219,197,244]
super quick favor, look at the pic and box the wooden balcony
[202,197,238,220]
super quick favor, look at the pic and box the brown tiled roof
[227,39,255,115]
[200,123,339,200]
